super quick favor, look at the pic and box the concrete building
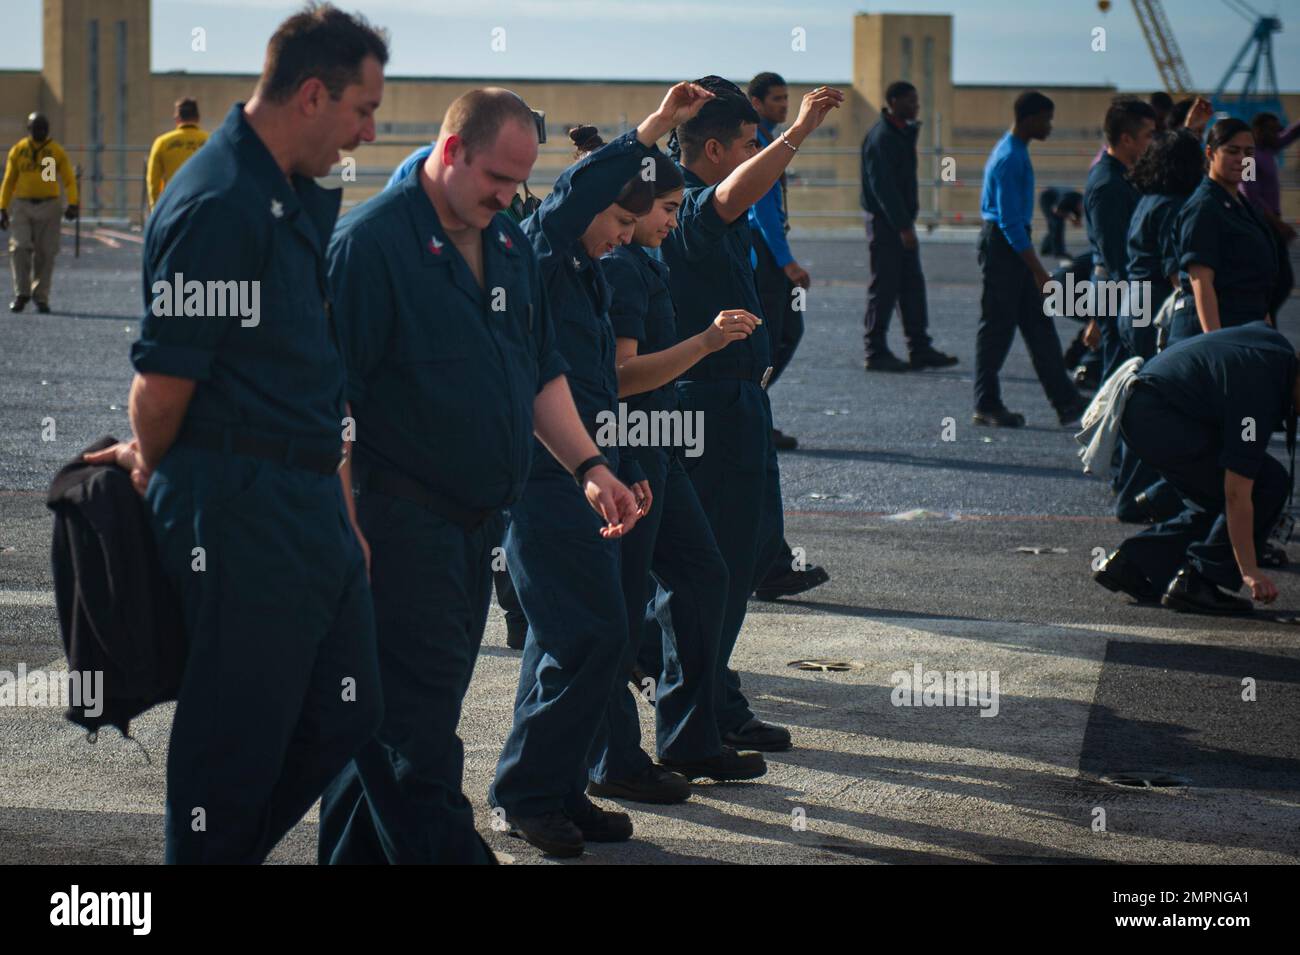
[3,0,1297,230]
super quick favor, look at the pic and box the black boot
[1161,566,1252,615]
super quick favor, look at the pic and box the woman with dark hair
[584,142,767,805]
[489,82,715,858]
[1169,118,1281,345]
[1113,129,1205,526]
[1126,128,1204,355]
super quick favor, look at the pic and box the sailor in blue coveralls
[489,83,712,857]
[85,11,389,863]
[1095,323,1295,615]
[1170,119,1282,346]
[586,143,768,802]
[317,90,611,864]
[660,77,843,753]
[1112,127,1204,524]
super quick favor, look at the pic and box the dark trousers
[1113,305,1181,521]
[493,564,524,632]
[592,448,728,780]
[671,378,784,734]
[317,494,501,865]
[752,231,805,389]
[147,444,382,864]
[974,222,1077,414]
[1119,387,1289,591]
[1038,189,1068,258]
[490,463,627,820]
[863,214,932,360]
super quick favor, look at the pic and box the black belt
[19,196,54,204]
[362,466,494,533]
[682,360,772,387]
[178,424,344,476]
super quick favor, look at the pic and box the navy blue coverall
[490,130,654,822]
[317,169,567,864]
[1117,323,1295,592]
[660,166,785,737]
[592,242,729,780]
[135,104,382,864]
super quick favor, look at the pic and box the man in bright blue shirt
[974,90,1084,428]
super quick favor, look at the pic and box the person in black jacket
[861,80,957,371]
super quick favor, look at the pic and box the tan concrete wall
[5,1,1297,227]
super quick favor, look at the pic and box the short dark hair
[175,98,199,122]
[747,72,786,103]
[1149,91,1174,112]
[885,81,917,105]
[1206,117,1252,153]
[257,3,389,104]
[1014,90,1054,122]
[1103,97,1157,146]
[1129,129,1203,196]
[674,75,760,164]
[441,88,538,160]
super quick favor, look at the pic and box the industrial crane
[1099,0,1286,122]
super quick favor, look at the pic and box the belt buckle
[760,366,774,389]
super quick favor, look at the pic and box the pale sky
[1,0,1297,93]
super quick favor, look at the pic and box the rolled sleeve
[529,253,569,391]
[132,199,258,381]
[1178,203,1221,274]
[602,253,649,343]
[675,183,729,262]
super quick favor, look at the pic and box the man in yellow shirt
[146,98,208,210]
[0,112,78,313]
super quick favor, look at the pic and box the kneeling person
[1096,323,1295,614]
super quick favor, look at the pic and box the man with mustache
[318,87,642,863]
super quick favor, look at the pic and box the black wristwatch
[574,454,610,486]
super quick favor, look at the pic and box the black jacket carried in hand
[47,436,186,736]
[860,109,920,230]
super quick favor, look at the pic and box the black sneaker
[1057,397,1088,428]
[507,810,584,858]
[9,296,28,313]
[660,745,767,782]
[1260,542,1289,568]
[1093,550,1159,602]
[588,764,691,804]
[1161,566,1252,616]
[910,348,959,370]
[864,352,911,372]
[722,718,792,753]
[754,563,829,601]
[972,408,1025,428]
[569,799,633,843]
[34,300,50,314]
[771,428,798,451]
